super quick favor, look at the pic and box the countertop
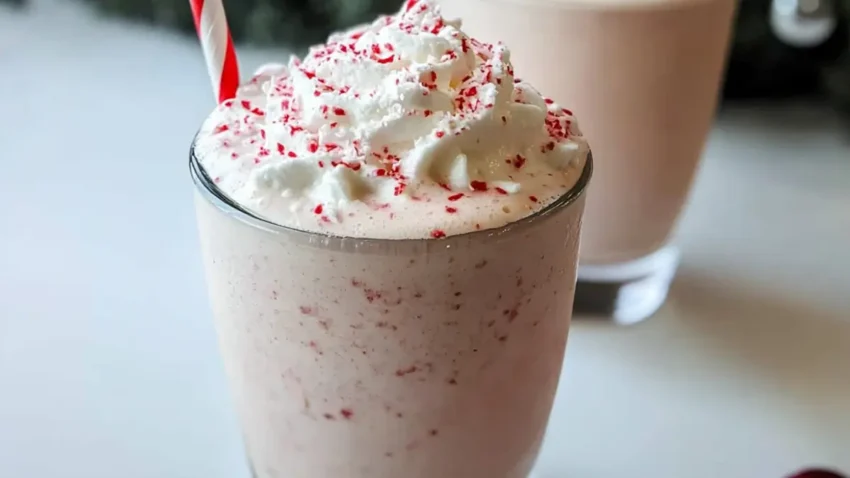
[1,2,849,477]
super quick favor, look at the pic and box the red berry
[788,469,846,478]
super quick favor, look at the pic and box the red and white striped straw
[189,0,240,103]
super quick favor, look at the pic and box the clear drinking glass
[190,144,592,478]
[441,0,737,324]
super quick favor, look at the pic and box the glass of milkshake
[190,2,591,477]
[440,0,737,324]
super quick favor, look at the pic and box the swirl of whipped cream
[195,0,588,237]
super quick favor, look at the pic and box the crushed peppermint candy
[194,0,589,240]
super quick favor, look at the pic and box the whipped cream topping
[195,0,589,239]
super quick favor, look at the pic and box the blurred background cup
[440,0,738,324]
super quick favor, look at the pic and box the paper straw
[189,0,240,103]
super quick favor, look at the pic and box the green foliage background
[79,0,402,48]
[2,0,849,111]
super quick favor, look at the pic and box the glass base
[573,246,680,325]
[250,459,541,477]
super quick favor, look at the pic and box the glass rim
[189,139,592,245]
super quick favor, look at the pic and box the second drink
[442,0,737,323]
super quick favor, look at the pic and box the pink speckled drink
[191,158,589,477]
[190,2,591,476]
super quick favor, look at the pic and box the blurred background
[4,0,850,109]
[0,1,848,478]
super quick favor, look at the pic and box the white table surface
[1,2,849,477]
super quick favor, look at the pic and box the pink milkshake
[441,0,737,323]
[190,1,591,476]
